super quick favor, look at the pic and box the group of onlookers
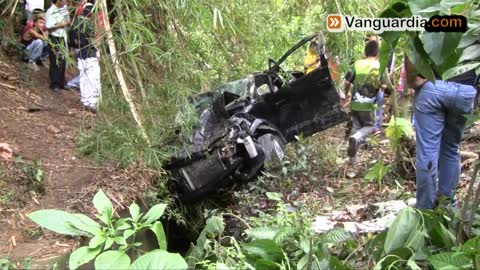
[21,0,101,112]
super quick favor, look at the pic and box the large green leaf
[430,223,455,249]
[459,44,480,62]
[89,235,106,249]
[407,0,441,17]
[93,190,113,223]
[242,239,283,263]
[255,259,280,270]
[28,210,86,236]
[407,35,435,81]
[462,236,480,255]
[458,34,478,49]
[419,32,463,67]
[379,37,400,75]
[273,227,296,244]
[442,61,480,80]
[379,0,410,18]
[94,250,131,270]
[129,202,141,222]
[428,252,471,270]
[150,221,167,250]
[384,208,424,254]
[141,204,167,225]
[130,249,187,270]
[70,214,102,236]
[69,246,101,270]
[246,227,278,241]
[297,254,309,270]
[322,228,352,244]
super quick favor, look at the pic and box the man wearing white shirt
[25,0,45,19]
[45,0,69,92]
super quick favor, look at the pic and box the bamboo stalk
[116,6,147,100]
[99,0,151,145]
[10,0,19,17]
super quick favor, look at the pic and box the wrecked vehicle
[166,33,349,201]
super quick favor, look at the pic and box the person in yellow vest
[304,41,319,74]
[343,40,387,164]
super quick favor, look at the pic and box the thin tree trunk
[466,161,480,237]
[100,0,150,145]
[458,162,479,243]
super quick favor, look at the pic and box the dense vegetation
[0,0,479,269]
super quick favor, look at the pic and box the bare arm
[28,29,47,40]
[405,56,427,90]
[344,80,351,99]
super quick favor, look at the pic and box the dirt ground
[0,54,158,268]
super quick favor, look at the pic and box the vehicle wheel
[257,133,285,166]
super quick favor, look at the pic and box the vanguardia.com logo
[326,14,468,33]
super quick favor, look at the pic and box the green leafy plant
[379,0,480,80]
[243,193,353,270]
[367,207,428,269]
[365,160,392,186]
[0,257,31,270]
[385,117,414,153]
[427,236,480,270]
[27,190,187,270]
[367,205,480,270]
[14,157,44,194]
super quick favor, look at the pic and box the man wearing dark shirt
[45,0,70,92]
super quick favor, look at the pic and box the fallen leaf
[347,171,357,178]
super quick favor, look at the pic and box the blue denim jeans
[25,39,47,61]
[414,80,476,209]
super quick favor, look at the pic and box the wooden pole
[99,0,151,145]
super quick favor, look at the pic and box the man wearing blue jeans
[405,57,477,209]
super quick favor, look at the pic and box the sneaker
[65,83,80,91]
[28,61,39,71]
[372,129,382,136]
[82,105,97,114]
[347,137,359,158]
[348,156,357,165]
[50,87,62,93]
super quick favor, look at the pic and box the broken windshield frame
[268,33,318,73]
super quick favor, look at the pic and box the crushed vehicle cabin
[166,33,349,201]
